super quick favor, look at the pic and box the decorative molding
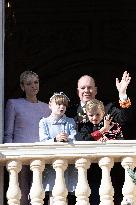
[1,141,136,164]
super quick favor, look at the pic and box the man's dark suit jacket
[67,100,136,140]
[75,120,124,141]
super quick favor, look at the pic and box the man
[67,70,135,205]
[67,71,134,139]
[77,71,130,104]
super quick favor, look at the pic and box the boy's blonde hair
[86,99,105,114]
[20,71,39,85]
[49,92,70,107]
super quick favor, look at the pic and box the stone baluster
[75,158,91,205]
[30,160,45,205]
[99,157,114,205]
[6,160,22,205]
[52,159,68,205]
[121,157,136,205]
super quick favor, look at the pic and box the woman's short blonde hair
[86,99,105,114]
[20,71,39,85]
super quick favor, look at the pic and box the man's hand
[116,71,131,96]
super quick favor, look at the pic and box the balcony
[0,140,136,205]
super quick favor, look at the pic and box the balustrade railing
[0,140,136,205]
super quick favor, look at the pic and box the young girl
[39,92,77,205]
[75,99,124,141]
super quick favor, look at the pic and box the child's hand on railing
[56,132,68,142]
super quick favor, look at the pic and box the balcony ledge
[0,140,136,164]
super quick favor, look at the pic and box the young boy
[75,99,124,141]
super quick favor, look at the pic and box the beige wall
[0,0,4,144]
[0,0,4,204]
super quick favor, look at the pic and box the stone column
[75,158,91,205]
[99,157,114,205]
[30,159,45,205]
[52,159,68,205]
[6,160,22,205]
[121,157,136,205]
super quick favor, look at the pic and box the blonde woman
[4,70,51,205]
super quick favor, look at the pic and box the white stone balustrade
[30,159,45,205]
[0,140,136,205]
[99,157,114,205]
[75,158,91,205]
[52,159,68,205]
[6,160,22,205]
[121,157,136,205]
